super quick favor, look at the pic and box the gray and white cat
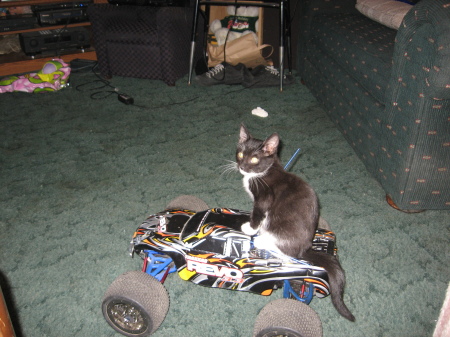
[236,124,355,322]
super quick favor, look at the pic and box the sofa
[88,1,204,86]
[297,0,450,211]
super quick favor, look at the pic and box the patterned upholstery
[88,3,203,86]
[297,0,450,210]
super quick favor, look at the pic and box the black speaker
[19,27,90,56]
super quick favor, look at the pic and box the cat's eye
[251,157,259,164]
[237,152,244,159]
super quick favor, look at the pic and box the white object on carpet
[252,107,268,118]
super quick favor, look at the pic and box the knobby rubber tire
[165,195,209,212]
[102,271,169,337]
[253,299,322,337]
[318,217,331,230]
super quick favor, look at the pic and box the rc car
[102,196,337,337]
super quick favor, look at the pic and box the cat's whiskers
[248,176,258,193]
[248,163,271,193]
[251,177,263,194]
[248,173,269,194]
[220,160,238,177]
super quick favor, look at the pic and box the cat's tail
[301,249,356,322]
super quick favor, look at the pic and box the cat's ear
[263,133,279,156]
[239,124,251,144]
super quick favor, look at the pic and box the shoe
[195,62,248,86]
[243,65,295,88]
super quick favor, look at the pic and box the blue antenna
[284,148,301,171]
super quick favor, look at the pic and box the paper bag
[207,34,273,68]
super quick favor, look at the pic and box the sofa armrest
[384,0,450,152]
[88,4,115,77]
[88,5,142,34]
[381,0,450,209]
[391,0,450,100]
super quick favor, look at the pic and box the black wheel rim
[106,299,149,335]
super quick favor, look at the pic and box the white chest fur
[242,174,254,200]
[240,169,257,199]
[240,169,266,200]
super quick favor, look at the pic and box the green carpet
[0,68,448,337]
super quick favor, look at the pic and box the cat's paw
[241,222,259,235]
[253,234,283,254]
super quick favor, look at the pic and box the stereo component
[0,14,37,32]
[32,1,91,26]
[19,27,90,57]
[36,8,89,26]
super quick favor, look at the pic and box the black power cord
[74,62,135,104]
[74,62,200,109]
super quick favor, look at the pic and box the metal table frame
[187,0,292,91]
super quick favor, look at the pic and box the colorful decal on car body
[131,208,333,298]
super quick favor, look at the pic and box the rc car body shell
[130,208,337,300]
